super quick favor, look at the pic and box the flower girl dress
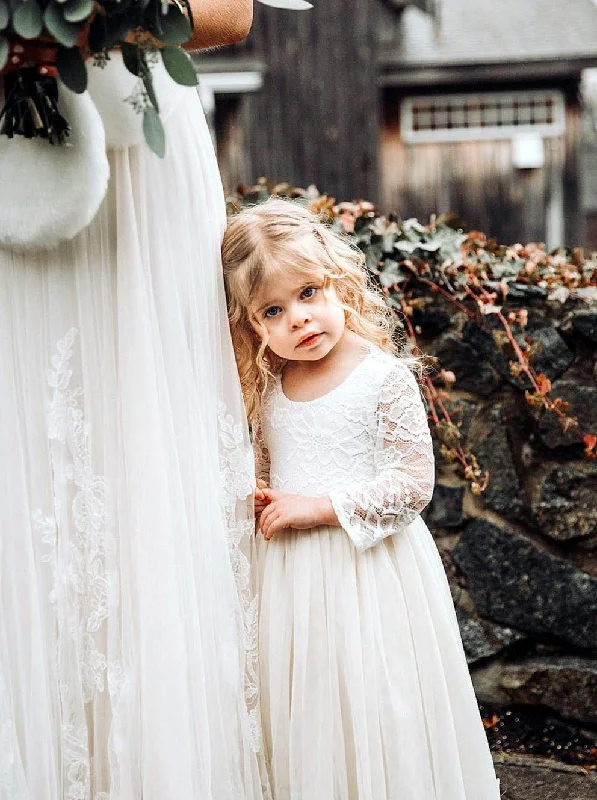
[255,347,500,800]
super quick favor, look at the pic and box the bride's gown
[0,56,264,800]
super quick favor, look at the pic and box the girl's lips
[297,333,322,348]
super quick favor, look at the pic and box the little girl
[222,198,501,800]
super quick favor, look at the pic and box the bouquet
[0,0,312,251]
[0,0,200,156]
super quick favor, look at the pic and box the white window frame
[400,89,566,144]
[197,71,263,117]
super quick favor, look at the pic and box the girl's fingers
[264,516,287,540]
[259,503,276,532]
[262,487,282,502]
[261,509,282,540]
[257,479,269,489]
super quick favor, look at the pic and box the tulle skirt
[256,517,501,800]
[0,84,264,799]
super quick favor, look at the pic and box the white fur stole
[0,81,110,251]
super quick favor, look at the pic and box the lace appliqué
[330,363,435,552]
[218,402,262,753]
[34,328,112,800]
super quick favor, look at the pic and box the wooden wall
[211,9,589,248]
[241,0,381,202]
[379,82,583,248]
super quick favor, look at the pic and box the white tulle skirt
[0,77,265,799]
[257,517,501,800]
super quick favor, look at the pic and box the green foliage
[0,35,8,72]
[44,1,80,48]
[150,3,192,46]
[56,45,87,92]
[121,41,142,77]
[161,45,197,87]
[143,105,165,158]
[12,1,43,40]
[0,1,9,31]
[0,0,196,154]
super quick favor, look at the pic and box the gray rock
[433,334,500,396]
[412,307,453,338]
[531,462,597,541]
[463,321,573,386]
[494,753,597,800]
[537,381,597,450]
[472,407,522,517]
[501,657,597,727]
[441,398,477,441]
[426,483,465,529]
[456,608,525,664]
[505,282,548,301]
[452,520,597,651]
[571,312,597,345]
[472,656,597,727]
[462,319,523,387]
[526,325,575,381]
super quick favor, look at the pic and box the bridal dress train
[0,56,265,800]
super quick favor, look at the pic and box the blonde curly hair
[222,197,401,421]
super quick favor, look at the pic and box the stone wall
[418,290,597,737]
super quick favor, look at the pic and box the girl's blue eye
[264,306,281,318]
[301,286,317,299]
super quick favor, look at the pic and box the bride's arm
[185,0,254,51]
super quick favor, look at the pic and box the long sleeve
[329,363,435,552]
[252,415,271,485]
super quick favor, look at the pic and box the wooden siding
[380,84,582,247]
[242,1,381,201]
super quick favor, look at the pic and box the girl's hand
[254,479,270,518]
[259,489,338,541]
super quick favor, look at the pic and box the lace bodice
[254,347,435,552]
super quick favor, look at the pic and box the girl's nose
[290,305,312,329]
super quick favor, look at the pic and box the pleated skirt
[257,517,501,800]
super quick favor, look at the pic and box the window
[401,90,566,143]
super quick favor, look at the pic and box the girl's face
[252,273,346,362]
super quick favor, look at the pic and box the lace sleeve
[329,362,435,552]
[252,415,271,485]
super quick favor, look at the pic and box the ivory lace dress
[254,346,500,800]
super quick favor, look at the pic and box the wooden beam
[378,58,597,88]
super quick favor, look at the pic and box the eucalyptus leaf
[154,3,191,45]
[142,65,159,114]
[63,0,94,23]
[57,45,87,93]
[12,0,44,39]
[121,41,141,76]
[257,0,312,7]
[0,0,9,31]
[0,33,8,72]
[143,106,165,158]
[161,45,197,87]
[44,2,81,47]
[87,13,107,52]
